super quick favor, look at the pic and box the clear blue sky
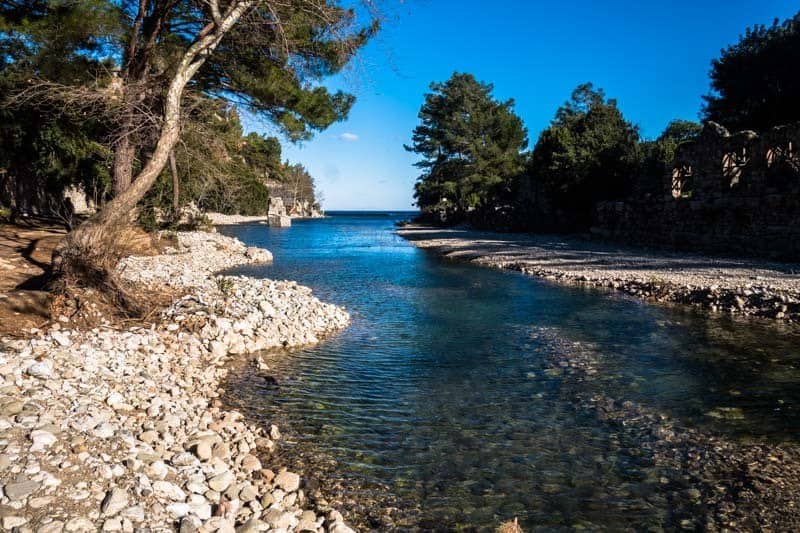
[248,0,798,211]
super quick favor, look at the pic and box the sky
[248,0,799,211]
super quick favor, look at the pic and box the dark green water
[220,212,800,530]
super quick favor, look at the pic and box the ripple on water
[220,213,800,530]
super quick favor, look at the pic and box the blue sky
[249,0,798,210]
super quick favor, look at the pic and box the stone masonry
[593,121,800,260]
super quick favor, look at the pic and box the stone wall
[593,122,800,260]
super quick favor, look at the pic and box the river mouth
[219,213,800,530]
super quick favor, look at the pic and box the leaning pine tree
[0,0,376,299]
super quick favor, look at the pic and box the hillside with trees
[523,83,641,231]
[703,11,800,131]
[0,2,331,229]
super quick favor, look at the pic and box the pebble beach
[0,231,351,532]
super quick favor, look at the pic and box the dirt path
[0,219,65,335]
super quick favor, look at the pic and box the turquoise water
[220,212,800,530]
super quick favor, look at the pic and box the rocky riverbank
[0,231,353,532]
[204,213,271,226]
[536,326,800,530]
[398,225,800,322]
[204,211,323,227]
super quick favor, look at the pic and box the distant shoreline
[204,212,326,226]
[397,224,800,323]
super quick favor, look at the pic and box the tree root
[50,223,165,323]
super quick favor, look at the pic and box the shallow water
[220,212,800,530]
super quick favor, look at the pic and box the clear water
[220,212,800,530]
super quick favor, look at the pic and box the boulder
[268,214,291,228]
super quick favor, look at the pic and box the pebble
[153,481,187,502]
[166,502,191,519]
[26,360,53,379]
[29,429,57,452]
[37,521,65,533]
[119,506,145,522]
[0,231,352,532]
[207,471,235,492]
[3,516,27,529]
[101,487,129,516]
[262,509,297,530]
[274,471,301,493]
[4,479,40,500]
[64,517,94,532]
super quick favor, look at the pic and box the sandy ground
[398,225,800,319]
[0,219,66,335]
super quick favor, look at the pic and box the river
[219,212,800,530]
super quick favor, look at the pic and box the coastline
[0,231,354,532]
[397,224,800,323]
[205,213,325,226]
[205,213,271,225]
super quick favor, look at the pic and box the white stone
[51,331,72,347]
[26,360,53,379]
[273,471,300,493]
[3,516,27,529]
[153,480,186,501]
[207,470,235,492]
[105,392,125,407]
[101,487,129,516]
[29,430,57,452]
[166,502,191,519]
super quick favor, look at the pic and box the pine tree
[0,0,376,280]
[405,73,527,222]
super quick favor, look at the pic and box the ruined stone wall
[593,122,800,260]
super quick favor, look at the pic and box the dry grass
[496,517,524,533]
[0,219,179,335]
[52,225,178,326]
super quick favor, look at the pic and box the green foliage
[0,0,368,221]
[195,2,376,141]
[0,1,116,212]
[406,72,527,222]
[181,213,212,232]
[137,204,160,233]
[703,11,800,131]
[527,83,640,229]
[141,99,272,219]
[638,120,702,195]
[0,93,113,210]
[242,133,282,177]
[0,0,120,82]
[277,163,317,210]
[215,277,235,296]
[139,98,319,222]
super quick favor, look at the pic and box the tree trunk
[54,0,254,272]
[169,150,180,215]
[112,127,136,196]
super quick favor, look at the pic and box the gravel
[0,231,354,531]
[398,225,800,321]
